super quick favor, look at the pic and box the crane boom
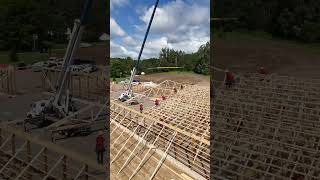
[53,0,93,112]
[126,0,159,97]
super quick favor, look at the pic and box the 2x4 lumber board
[0,125,105,172]
[111,100,209,145]
[112,113,209,178]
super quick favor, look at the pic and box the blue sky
[110,0,210,59]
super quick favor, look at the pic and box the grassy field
[0,52,48,64]
[0,41,107,65]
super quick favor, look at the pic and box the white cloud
[110,0,128,8]
[122,36,138,46]
[140,0,209,35]
[111,0,210,59]
[110,41,137,58]
[110,18,126,37]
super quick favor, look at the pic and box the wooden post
[27,140,32,180]
[11,134,15,155]
[44,148,48,173]
[87,75,90,99]
[0,128,2,145]
[85,165,89,180]
[6,70,9,93]
[62,156,67,180]
[78,76,81,97]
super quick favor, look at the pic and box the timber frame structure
[41,67,107,102]
[212,72,320,179]
[0,125,105,179]
[0,65,17,95]
[110,81,210,179]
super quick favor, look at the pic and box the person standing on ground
[139,103,143,113]
[173,87,177,93]
[155,99,159,106]
[224,69,235,88]
[95,131,105,164]
[258,67,268,75]
[162,95,166,101]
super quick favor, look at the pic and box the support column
[0,128,2,145]
[62,156,67,180]
[85,165,89,180]
[27,140,32,180]
[44,147,48,173]
[11,134,15,155]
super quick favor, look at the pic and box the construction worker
[224,69,235,88]
[162,95,166,100]
[173,87,177,93]
[180,85,184,90]
[139,103,143,113]
[155,99,159,106]
[95,131,105,164]
[258,67,268,75]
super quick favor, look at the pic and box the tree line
[110,42,210,79]
[0,0,108,53]
[212,0,320,43]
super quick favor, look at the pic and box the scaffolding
[212,72,320,179]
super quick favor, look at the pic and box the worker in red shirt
[224,69,235,88]
[139,103,143,113]
[258,67,268,75]
[95,131,105,164]
[155,99,160,106]
[162,95,166,100]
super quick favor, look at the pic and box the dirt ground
[52,45,108,66]
[0,70,44,121]
[138,71,210,86]
[213,36,320,78]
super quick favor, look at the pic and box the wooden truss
[0,125,105,179]
[110,82,210,179]
[212,73,320,179]
[0,66,16,95]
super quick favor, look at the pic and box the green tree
[194,42,210,75]
[0,0,50,51]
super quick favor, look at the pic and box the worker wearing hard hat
[95,131,105,164]
[224,69,235,88]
